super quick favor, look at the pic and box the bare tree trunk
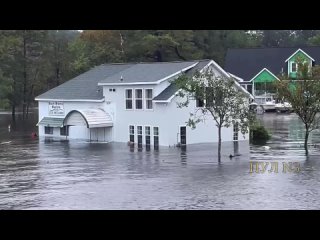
[26,71,36,119]
[218,126,222,162]
[11,104,15,121]
[11,79,16,121]
[26,84,34,119]
[56,66,61,86]
[234,141,239,155]
[304,129,309,155]
[22,31,27,120]
[26,104,29,118]
[154,50,162,62]
[174,46,186,61]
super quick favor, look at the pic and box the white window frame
[137,125,143,146]
[144,125,151,145]
[179,125,187,145]
[153,126,159,147]
[291,62,297,73]
[137,125,143,135]
[129,125,135,143]
[134,88,143,110]
[144,88,153,110]
[125,88,133,110]
[144,125,151,136]
[153,126,159,136]
[129,125,135,135]
[45,126,53,135]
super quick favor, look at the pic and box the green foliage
[250,125,271,144]
[3,29,320,117]
[0,30,80,117]
[68,37,91,75]
[308,35,320,46]
[174,69,254,133]
[276,60,320,154]
[0,70,13,109]
[174,69,254,161]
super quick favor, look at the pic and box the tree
[0,70,13,109]
[67,37,92,76]
[174,69,254,162]
[79,30,124,65]
[0,30,49,119]
[194,30,260,66]
[123,30,203,62]
[0,30,22,119]
[308,34,320,46]
[47,30,80,87]
[276,61,320,155]
[260,30,294,47]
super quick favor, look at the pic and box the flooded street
[1,112,320,209]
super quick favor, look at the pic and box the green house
[285,49,314,79]
[250,68,279,96]
[225,47,319,97]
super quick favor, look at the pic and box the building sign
[49,101,64,116]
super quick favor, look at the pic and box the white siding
[38,101,105,140]
[65,112,87,126]
[100,84,249,146]
[37,62,250,146]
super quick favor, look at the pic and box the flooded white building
[35,60,252,147]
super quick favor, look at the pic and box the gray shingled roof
[36,63,134,100]
[153,60,211,101]
[36,61,199,101]
[98,61,197,84]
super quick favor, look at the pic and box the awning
[37,117,64,127]
[64,109,113,128]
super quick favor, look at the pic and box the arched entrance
[63,109,113,142]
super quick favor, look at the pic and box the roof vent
[120,76,123,81]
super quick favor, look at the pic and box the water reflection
[1,112,320,209]
[180,147,187,165]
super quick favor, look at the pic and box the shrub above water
[250,125,271,144]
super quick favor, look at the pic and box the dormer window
[291,62,297,73]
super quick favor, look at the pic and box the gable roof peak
[285,48,315,62]
[249,67,280,82]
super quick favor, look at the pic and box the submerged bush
[250,125,271,144]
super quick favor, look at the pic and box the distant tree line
[1,30,320,119]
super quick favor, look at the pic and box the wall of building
[37,62,250,146]
[101,85,249,146]
[288,51,312,79]
[100,64,249,146]
[38,101,106,140]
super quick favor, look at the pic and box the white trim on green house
[285,48,315,62]
[249,68,280,82]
